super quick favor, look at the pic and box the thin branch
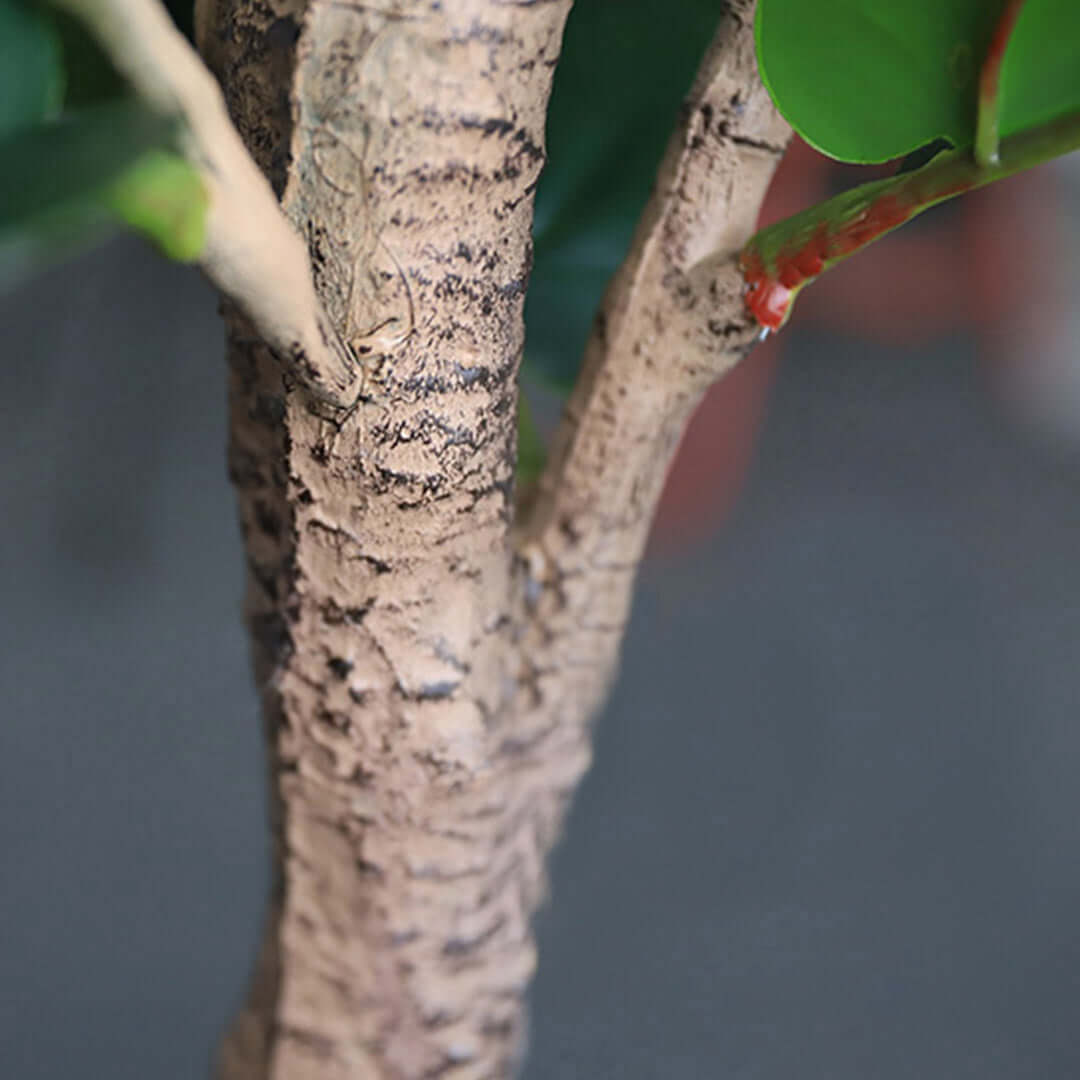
[48,0,361,407]
[516,0,790,594]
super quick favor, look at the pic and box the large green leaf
[525,0,720,391]
[756,0,1080,164]
[0,0,64,137]
[0,99,206,287]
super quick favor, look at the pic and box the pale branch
[516,0,790,628]
[49,0,361,406]
[469,5,791,955]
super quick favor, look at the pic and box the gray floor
[3,236,1079,1078]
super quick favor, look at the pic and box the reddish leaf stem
[740,109,1080,330]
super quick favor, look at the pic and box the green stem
[975,0,1028,168]
[740,109,1080,331]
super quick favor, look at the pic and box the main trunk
[198,0,786,1075]
[205,2,575,1076]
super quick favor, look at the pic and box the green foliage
[525,0,720,391]
[0,99,204,284]
[50,9,124,107]
[0,0,208,287]
[103,148,207,261]
[0,0,64,137]
[755,0,1080,164]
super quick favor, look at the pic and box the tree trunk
[196,0,788,1075]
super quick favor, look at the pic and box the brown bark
[197,0,788,1076]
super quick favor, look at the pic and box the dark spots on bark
[465,473,514,506]
[317,707,350,732]
[510,128,544,164]
[455,363,488,388]
[357,552,392,575]
[348,687,368,706]
[456,242,473,262]
[345,604,372,624]
[707,318,741,339]
[287,343,320,386]
[443,913,506,956]
[730,131,788,155]
[489,390,513,419]
[296,486,313,506]
[461,115,515,138]
[498,276,527,301]
[463,19,509,46]
[434,272,464,299]
[327,656,353,680]
[368,465,445,499]
[401,373,447,395]
[416,680,460,701]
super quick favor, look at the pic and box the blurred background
[4,1,1080,1076]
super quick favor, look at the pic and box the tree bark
[196,0,789,1076]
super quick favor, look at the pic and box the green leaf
[999,0,1080,144]
[0,99,207,287]
[0,0,64,137]
[525,0,720,391]
[755,0,1080,164]
[103,150,207,261]
[52,9,125,107]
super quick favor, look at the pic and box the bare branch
[517,0,790,597]
[49,0,361,406]
[489,0,792,925]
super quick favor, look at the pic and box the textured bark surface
[196,0,788,1076]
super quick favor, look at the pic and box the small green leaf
[104,150,207,261]
[0,99,207,286]
[0,0,64,137]
[755,0,1080,164]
